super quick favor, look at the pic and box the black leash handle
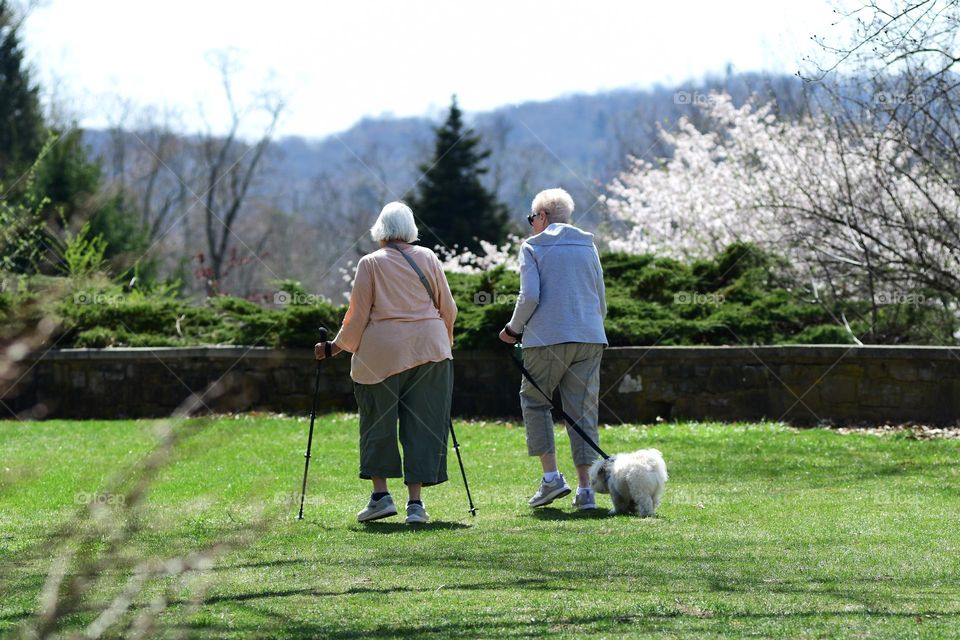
[508,341,610,460]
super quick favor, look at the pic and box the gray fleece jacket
[506,223,608,347]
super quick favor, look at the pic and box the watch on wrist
[503,324,521,339]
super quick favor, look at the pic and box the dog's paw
[607,508,620,516]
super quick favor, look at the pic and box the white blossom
[603,92,960,302]
[435,235,523,274]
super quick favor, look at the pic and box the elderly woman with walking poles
[499,188,609,511]
[315,201,457,524]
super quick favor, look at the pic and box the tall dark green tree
[0,4,150,278]
[35,128,153,276]
[408,96,510,253]
[0,0,45,182]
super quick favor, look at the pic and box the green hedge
[4,243,955,349]
[449,243,865,348]
[57,294,342,349]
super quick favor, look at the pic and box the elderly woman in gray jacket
[498,188,608,511]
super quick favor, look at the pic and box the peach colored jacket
[333,243,457,384]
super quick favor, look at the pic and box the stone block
[820,375,858,405]
[865,363,892,380]
[778,364,820,385]
[918,365,940,381]
[740,365,769,387]
[733,389,775,420]
[667,364,695,379]
[900,384,939,408]
[638,366,663,379]
[284,394,312,412]
[611,373,640,394]
[887,362,918,381]
[707,366,740,393]
[857,380,903,408]
[102,366,126,382]
[643,380,677,402]
[70,369,86,388]
[87,373,104,395]
[678,378,706,394]
[272,368,296,389]
[476,363,499,380]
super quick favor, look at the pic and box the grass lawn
[1,415,959,639]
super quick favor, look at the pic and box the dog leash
[508,342,610,460]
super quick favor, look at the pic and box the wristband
[503,324,521,339]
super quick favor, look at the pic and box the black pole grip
[319,327,331,358]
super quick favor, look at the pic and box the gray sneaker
[357,494,398,522]
[573,488,598,510]
[528,473,572,507]
[405,501,429,524]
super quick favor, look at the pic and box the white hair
[531,188,574,224]
[370,201,419,243]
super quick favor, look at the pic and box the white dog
[589,449,668,517]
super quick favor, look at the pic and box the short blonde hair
[370,201,419,243]
[531,188,574,223]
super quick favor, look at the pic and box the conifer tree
[0,0,45,181]
[408,96,509,253]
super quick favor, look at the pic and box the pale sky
[22,0,846,139]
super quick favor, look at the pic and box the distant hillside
[85,71,809,234]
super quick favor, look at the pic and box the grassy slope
[1,416,958,639]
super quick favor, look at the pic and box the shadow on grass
[212,558,308,572]
[528,507,667,522]
[2,577,555,629]
[353,521,473,534]
[200,576,552,605]
[158,607,960,640]
[529,507,610,521]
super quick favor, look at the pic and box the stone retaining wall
[3,345,959,424]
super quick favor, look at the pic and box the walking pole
[298,327,329,520]
[448,419,477,516]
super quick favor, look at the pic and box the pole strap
[387,242,438,310]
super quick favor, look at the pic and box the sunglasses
[527,212,542,226]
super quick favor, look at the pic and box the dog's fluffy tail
[647,448,668,483]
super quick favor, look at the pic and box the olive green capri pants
[353,359,452,486]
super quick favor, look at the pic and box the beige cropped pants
[519,342,604,466]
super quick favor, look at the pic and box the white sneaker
[357,494,398,522]
[573,488,598,510]
[405,502,429,524]
[528,473,572,507]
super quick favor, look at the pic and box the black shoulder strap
[386,242,438,310]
